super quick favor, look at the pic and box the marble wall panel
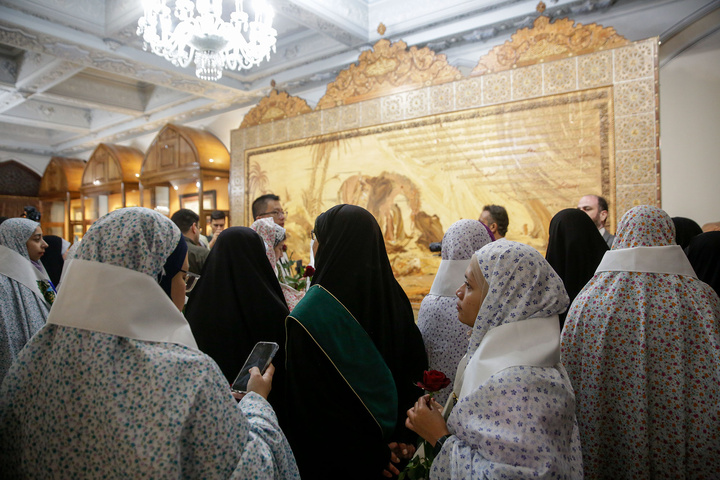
[616,113,656,151]
[512,64,543,100]
[578,50,613,89]
[482,70,511,105]
[615,149,658,186]
[455,78,482,110]
[544,58,577,95]
[429,83,455,114]
[406,88,430,119]
[614,78,655,116]
[382,93,406,123]
[360,98,381,127]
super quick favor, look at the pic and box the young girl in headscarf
[406,240,583,479]
[417,219,493,405]
[0,208,299,479]
[0,218,53,381]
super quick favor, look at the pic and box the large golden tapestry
[231,15,660,310]
[244,88,613,304]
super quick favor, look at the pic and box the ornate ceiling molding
[240,89,312,128]
[472,15,629,75]
[0,22,239,101]
[316,39,462,110]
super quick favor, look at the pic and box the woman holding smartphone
[185,226,291,426]
[0,208,299,479]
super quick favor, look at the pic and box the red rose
[415,370,450,392]
[303,265,315,277]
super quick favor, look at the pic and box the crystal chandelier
[137,0,277,81]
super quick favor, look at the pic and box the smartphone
[231,341,279,393]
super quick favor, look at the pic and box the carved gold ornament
[240,89,312,128]
[316,39,462,109]
[472,15,629,75]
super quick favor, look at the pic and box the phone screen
[231,342,279,393]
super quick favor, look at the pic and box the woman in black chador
[185,227,290,424]
[284,205,428,479]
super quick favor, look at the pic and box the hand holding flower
[399,370,452,479]
[406,394,449,446]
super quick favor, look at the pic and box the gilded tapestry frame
[230,16,660,305]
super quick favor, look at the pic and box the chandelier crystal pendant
[137,0,277,81]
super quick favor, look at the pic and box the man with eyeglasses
[251,193,286,227]
[170,209,209,275]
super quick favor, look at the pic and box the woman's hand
[246,364,274,400]
[405,394,450,446]
[381,442,416,477]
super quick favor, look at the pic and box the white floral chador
[561,205,720,479]
[417,219,492,405]
[0,208,299,479]
[432,240,583,479]
[0,218,52,382]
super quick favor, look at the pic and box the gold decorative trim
[472,15,629,75]
[240,89,312,128]
[316,39,462,110]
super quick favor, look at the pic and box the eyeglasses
[310,229,316,241]
[260,209,285,218]
[180,269,201,293]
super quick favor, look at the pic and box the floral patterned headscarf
[250,217,286,269]
[441,219,493,261]
[76,207,181,280]
[612,205,675,249]
[0,218,39,261]
[467,240,569,359]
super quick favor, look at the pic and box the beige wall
[659,28,720,226]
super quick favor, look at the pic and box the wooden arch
[81,143,143,195]
[39,157,86,199]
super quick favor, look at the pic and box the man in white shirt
[578,194,615,247]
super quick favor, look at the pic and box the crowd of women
[0,202,718,479]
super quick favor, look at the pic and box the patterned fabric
[417,220,492,404]
[561,205,720,479]
[0,218,38,261]
[0,207,300,479]
[0,326,299,479]
[612,204,675,249]
[250,217,285,273]
[249,218,304,310]
[280,283,304,312]
[432,241,581,479]
[468,239,569,358]
[0,218,50,383]
[76,207,180,279]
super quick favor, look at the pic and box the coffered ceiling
[0,0,717,159]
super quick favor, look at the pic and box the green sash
[287,284,398,439]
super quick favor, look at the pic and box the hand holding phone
[231,341,279,395]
